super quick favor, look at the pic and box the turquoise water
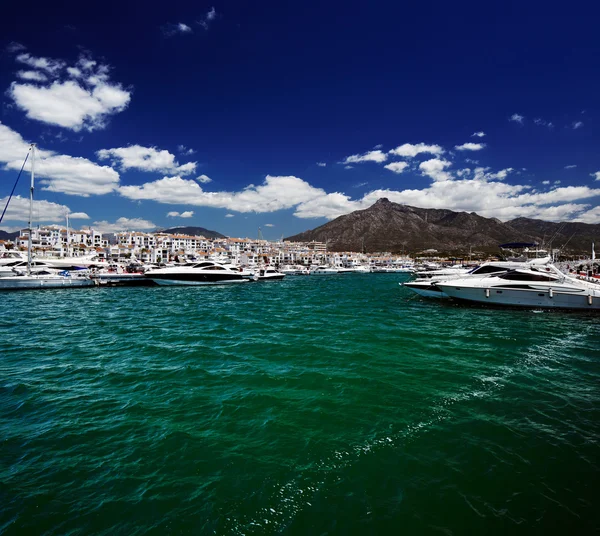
[1,274,599,535]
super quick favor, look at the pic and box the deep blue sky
[1,1,599,238]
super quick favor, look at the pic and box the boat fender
[589,295,593,306]
[485,288,490,298]
[549,288,553,298]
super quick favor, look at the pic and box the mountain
[285,198,600,254]
[0,230,19,242]
[158,226,226,239]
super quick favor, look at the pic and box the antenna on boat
[27,144,35,276]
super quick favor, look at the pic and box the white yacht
[403,261,551,299]
[144,260,249,286]
[280,265,310,276]
[0,252,27,267]
[436,265,600,310]
[310,265,339,275]
[254,267,285,280]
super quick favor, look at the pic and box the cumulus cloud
[316,162,326,167]
[419,158,453,182]
[92,217,156,233]
[265,223,274,227]
[225,214,235,218]
[167,211,194,218]
[455,142,485,151]
[572,121,584,129]
[0,121,120,196]
[591,172,600,181]
[196,174,212,183]
[0,195,84,223]
[533,118,554,128]
[119,174,327,214]
[471,132,485,138]
[343,149,387,164]
[9,54,131,131]
[384,162,409,174]
[97,145,196,175]
[162,22,194,36]
[16,70,48,82]
[389,143,444,158]
[509,113,524,124]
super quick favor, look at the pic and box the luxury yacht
[310,265,339,275]
[403,261,540,299]
[436,265,600,310]
[254,267,285,280]
[144,261,249,286]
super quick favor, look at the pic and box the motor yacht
[403,261,552,299]
[280,265,310,275]
[436,265,600,310]
[254,267,285,280]
[310,265,339,275]
[144,260,249,286]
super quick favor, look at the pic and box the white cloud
[591,172,600,181]
[533,118,554,128]
[542,180,550,185]
[0,121,120,196]
[471,132,485,138]
[167,211,194,218]
[472,167,513,181]
[389,143,444,158]
[419,158,452,182]
[265,223,274,227]
[15,53,65,75]
[97,145,196,175]
[92,217,156,233]
[162,23,194,36]
[177,145,196,156]
[199,7,217,29]
[344,165,354,170]
[574,206,600,224]
[565,165,577,169]
[455,142,486,151]
[384,162,409,174]
[6,42,26,54]
[0,195,84,223]
[509,113,524,124]
[343,149,387,164]
[119,174,327,214]
[16,70,48,82]
[572,121,584,129]
[316,162,326,167]
[196,174,212,183]
[9,54,131,132]
[225,213,235,218]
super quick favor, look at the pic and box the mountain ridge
[284,198,599,254]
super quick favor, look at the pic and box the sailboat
[0,144,95,290]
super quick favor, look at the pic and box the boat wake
[223,328,586,535]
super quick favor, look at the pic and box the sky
[0,1,599,240]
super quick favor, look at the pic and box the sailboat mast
[27,144,35,276]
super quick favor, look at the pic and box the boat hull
[149,275,248,286]
[438,284,600,310]
[0,276,95,290]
